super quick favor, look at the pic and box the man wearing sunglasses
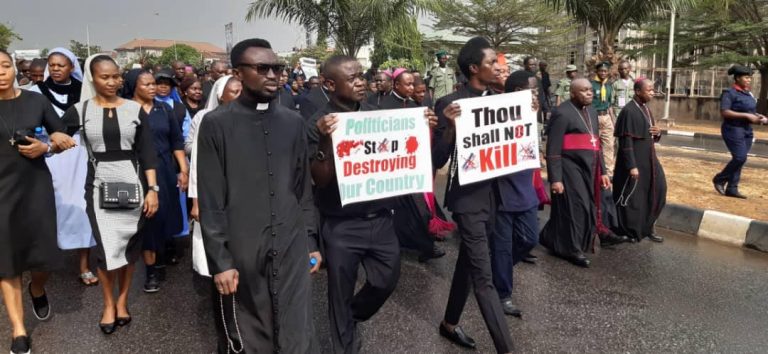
[196,38,321,353]
[308,55,437,353]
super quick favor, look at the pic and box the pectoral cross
[8,137,15,146]
[590,136,597,147]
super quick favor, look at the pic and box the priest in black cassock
[309,56,437,353]
[196,38,321,354]
[540,79,613,268]
[298,66,330,121]
[613,78,667,242]
[432,37,514,353]
[380,68,447,262]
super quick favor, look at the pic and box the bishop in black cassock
[613,79,667,242]
[540,79,609,267]
[197,39,319,353]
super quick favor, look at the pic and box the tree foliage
[245,0,438,57]
[372,18,425,70]
[157,44,202,67]
[288,45,336,66]
[432,0,574,60]
[0,24,22,51]
[625,0,768,111]
[545,0,697,64]
[69,40,102,59]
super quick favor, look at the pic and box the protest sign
[331,107,433,206]
[454,90,540,185]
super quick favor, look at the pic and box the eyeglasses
[238,63,286,76]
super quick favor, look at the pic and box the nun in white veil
[186,75,242,277]
[28,48,98,285]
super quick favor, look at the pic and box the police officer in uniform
[428,50,456,101]
[713,64,768,199]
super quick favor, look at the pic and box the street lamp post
[662,7,676,126]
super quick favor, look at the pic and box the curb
[657,204,768,252]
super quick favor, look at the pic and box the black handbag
[80,100,142,210]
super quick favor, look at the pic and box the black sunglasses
[239,63,286,75]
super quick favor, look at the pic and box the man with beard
[613,78,667,242]
[540,79,625,268]
[309,55,437,353]
[196,38,321,353]
[432,37,514,353]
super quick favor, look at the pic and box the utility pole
[86,25,91,57]
[662,7,676,126]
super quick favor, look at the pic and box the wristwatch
[149,185,160,192]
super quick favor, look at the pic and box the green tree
[371,18,425,70]
[40,48,50,57]
[626,0,768,111]
[157,44,202,67]
[69,40,102,59]
[288,45,336,66]
[432,0,574,59]
[0,24,22,51]
[545,0,697,64]
[245,0,437,57]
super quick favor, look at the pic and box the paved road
[660,133,768,158]
[2,226,768,353]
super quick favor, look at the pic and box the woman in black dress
[0,49,76,354]
[122,69,188,293]
[62,55,159,335]
[180,77,203,118]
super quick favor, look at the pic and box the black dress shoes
[439,324,476,349]
[501,298,522,318]
[569,254,590,268]
[600,232,630,247]
[419,246,446,263]
[116,310,132,327]
[712,178,726,195]
[99,320,117,335]
[725,191,747,199]
[521,253,538,264]
[646,233,664,243]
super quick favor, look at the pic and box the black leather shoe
[501,299,522,318]
[10,336,30,354]
[28,283,51,321]
[725,191,747,199]
[646,233,664,243]
[713,178,726,195]
[419,246,446,263]
[99,321,117,335]
[439,324,476,349]
[116,309,132,327]
[521,253,538,264]
[569,254,590,268]
[600,232,629,247]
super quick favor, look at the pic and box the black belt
[325,209,392,220]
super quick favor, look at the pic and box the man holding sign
[308,55,437,354]
[432,37,514,353]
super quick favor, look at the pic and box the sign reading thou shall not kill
[455,90,540,185]
[331,107,433,206]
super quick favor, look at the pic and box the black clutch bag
[99,182,141,209]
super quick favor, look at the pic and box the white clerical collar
[257,103,270,111]
[391,91,408,101]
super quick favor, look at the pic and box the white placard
[331,107,433,206]
[455,90,541,185]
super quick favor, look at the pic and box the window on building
[591,40,598,57]
[569,51,576,65]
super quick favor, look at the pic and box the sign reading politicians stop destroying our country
[331,107,433,206]
[455,90,540,185]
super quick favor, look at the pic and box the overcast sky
[4,0,307,53]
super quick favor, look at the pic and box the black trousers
[323,214,401,354]
[444,211,513,353]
